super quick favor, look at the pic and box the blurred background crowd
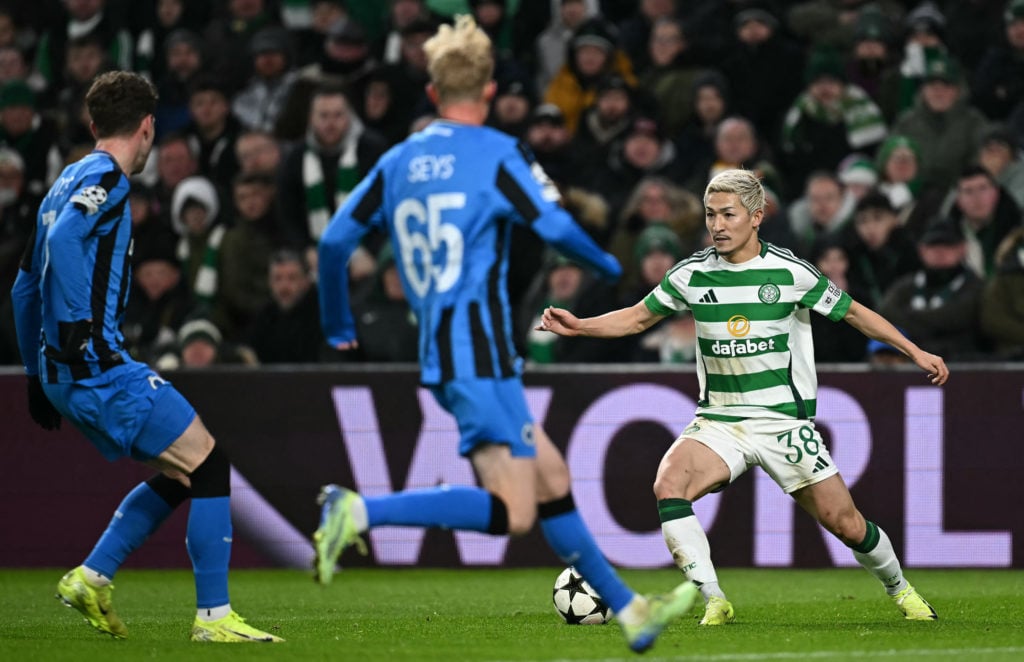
[0,0,1022,369]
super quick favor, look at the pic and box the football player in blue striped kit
[11,71,281,643]
[314,16,697,654]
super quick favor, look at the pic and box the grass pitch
[0,568,1022,661]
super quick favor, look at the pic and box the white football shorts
[677,416,839,493]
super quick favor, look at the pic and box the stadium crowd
[1,0,1023,368]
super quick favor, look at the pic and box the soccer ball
[552,566,611,625]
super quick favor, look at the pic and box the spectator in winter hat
[232,27,299,133]
[572,74,635,171]
[972,0,1024,120]
[843,190,922,307]
[780,47,887,192]
[0,80,60,200]
[488,75,535,139]
[543,17,636,135]
[975,126,1024,210]
[891,52,990,193]
[878,216,985,361]
[837,153,879,202]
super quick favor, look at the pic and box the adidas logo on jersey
[812,457,831,473]
[698,289,719,304]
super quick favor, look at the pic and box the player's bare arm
[843,299,949,385]
[537,300,665,338]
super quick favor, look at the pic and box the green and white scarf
[177,225,226,305]
[303,121,363,241]
[783,84,887,152]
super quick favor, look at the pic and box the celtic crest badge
[758,283,780,304]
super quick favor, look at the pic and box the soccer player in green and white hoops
[537,168,948,626]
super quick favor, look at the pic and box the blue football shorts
[43,360,196,462]
[429,376,536,458]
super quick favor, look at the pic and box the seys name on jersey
[710,337,777,357]
[408,154,455,182]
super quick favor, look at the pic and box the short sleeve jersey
[644,242,853,421]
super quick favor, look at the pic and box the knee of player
[653,473,688,501]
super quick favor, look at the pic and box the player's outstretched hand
[335,340,359,351]
[536,306,581,337]
[26,375,61,431]
[912,350,949,385]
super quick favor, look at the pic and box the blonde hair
[704,169,765,215]
[423,15,494,105]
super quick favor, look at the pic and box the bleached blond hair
[423,15,494,105]
[704,169,765,215]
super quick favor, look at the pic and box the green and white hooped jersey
[644,241,853,422]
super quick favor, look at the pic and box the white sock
[614,595,647,626]
[852,524,908,596]
[351,493,368,533]
[197,604,232,622]
[81,566,111,587]
[662,516,726,602]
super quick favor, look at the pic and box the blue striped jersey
[11,151,133,383]
[320,120,621,385]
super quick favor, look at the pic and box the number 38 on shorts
[678,417,838,493]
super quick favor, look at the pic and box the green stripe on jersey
[698,333,789,357]
[690,301,795,322]
[644,292,675,316]
[688,269,795,288]
[828,291,853,321]
[701,399,817,421]
[799,277,829,308]
[706,368,791,393]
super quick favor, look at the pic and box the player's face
[133,115,156,174]
[705,191,762,261]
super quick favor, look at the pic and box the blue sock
[539,495,634,613]
[84,482,175,579]
[186,496,231,609]
[366,486,496,532]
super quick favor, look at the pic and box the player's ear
[426,83,439,106]
[482,80,497,102]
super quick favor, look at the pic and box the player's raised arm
[843,299,949,385]
[538,300,664,338]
